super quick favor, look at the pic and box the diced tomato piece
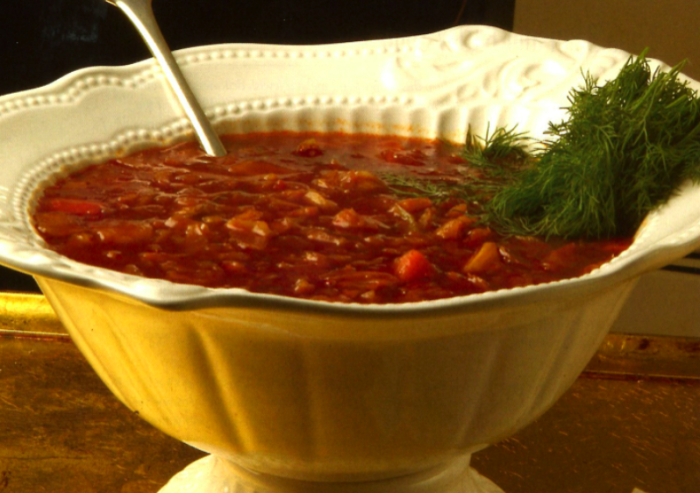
[397,197,432,213]
[226,210,273,236]
[542,243,578,270]
[305,190,338,212]
[306,228,347,246]
[341,170,385,192]
[417,208,436,230]
[436,215,475,240]
[332,208,364,229]
[46,198,103,216]
[228,230,269,251]
[445,203,468,218]
[389,204,418,232]
[332,208,381,230]
[464,273,490,292]
[293,278,316,295]
[94,221,154,246]
[463,242,501,274]
[394,249,434,282]
[33,212,84,237]
[463,227,493,248]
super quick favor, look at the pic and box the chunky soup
[32,132,630,303]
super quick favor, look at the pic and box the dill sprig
[380,174,465,203]
[487,51,700,239]
[381,126,532,205]
[463,124,532,175]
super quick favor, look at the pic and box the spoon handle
[106,0,227,156]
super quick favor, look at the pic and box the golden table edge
[0,293,698,492]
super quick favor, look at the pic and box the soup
[32,132,630,303]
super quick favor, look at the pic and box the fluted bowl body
[38,275,636,481]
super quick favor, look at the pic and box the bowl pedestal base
[158,454,504,493]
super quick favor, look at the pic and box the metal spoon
[105,0,227,157]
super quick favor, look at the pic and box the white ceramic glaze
[157,455,503,493]
[1,25,699,492]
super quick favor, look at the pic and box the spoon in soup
[105,0,227,157]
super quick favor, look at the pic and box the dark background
[0,0,514,292]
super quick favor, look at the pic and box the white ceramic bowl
[1,26,699,493]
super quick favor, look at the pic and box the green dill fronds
[486,51,700,239]
[380,174,464,203]
[381,125,532,206]
[463,124,532,174]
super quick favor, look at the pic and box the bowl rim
[2,24,700,314]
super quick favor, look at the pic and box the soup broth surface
[32,132,630,303]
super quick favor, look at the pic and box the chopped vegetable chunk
[394,250,433,282]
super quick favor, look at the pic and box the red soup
[32,131,631,303]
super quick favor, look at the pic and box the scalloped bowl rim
[1,25,700,314]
